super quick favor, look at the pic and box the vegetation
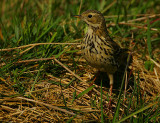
[0,0,160,122]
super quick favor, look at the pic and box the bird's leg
[88,71,100,96]
[108,74,113,109]
[89,71,100,86]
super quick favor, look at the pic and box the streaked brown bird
[73,10,128,107]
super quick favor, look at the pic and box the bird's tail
[118,48,132,68]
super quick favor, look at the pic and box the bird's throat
[87,26,94,36]
[87,25,107,39]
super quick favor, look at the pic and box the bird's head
[73,10,106,28]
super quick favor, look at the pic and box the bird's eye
[88,15,92,18]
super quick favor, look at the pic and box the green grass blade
[29,65,43,95]
[66,114,78,123]
[147,18,152,58]
[76,85,95,99]
[117,101,158,123]
[101,80,104,123]
[71,90,76,104]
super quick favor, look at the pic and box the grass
[0,0,160,122]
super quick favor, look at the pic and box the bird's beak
[72,15,81,18]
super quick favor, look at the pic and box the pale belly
[82,28,118,74]
[82,48,117,74]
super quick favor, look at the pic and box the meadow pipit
[73,10,128,107]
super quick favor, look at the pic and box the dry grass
[1,42,160,122]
